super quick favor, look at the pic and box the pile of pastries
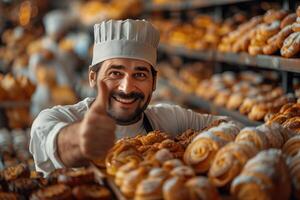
[102,118,300,199]
[219,7,300,57]
[152,0,185,5]
[152,13,245,50]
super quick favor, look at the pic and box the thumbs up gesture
[78,81,116,160]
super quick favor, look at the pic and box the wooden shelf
[145,0,255,12]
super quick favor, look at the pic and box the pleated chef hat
[91,19,160,69]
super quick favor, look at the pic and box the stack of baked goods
[0,163,112,200]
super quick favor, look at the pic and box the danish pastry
[162,177,190,200]
[135,178,164,200]
[235,127,269,150]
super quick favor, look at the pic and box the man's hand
[78,81,116,160]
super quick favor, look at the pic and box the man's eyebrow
[134,66,150,73]
[108,65,125,70]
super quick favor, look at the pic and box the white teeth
[114,96,136,104]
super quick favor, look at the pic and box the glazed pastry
[209,141,258,187]
[151,148,174,165]
[138,130,169,145]
[282,117,300,134]
[282,135,300,157]
[226,93,244,110]
[134,177,164,200]
[248,103,269,121]
[157,139,184,159]
[115,160,139,186]
[163,177,190,200]
[162,159,183,172]
[256,123,285,148]
[235,127,269,150]
[148,168,169,180]
[170,166,195,180]
[3,163,30,181]
[175,129,198,148]
[231,149,291,200]
[0,192,21,200]
[286,151,300,199]
[30,184,73,200]
[239,97,257,115]
[57,168,95,186]
[72,184,111,200]
[120,166,149,198]
[184,122,240,173]
[185,176,220,200]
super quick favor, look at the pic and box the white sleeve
[29,109,69,176]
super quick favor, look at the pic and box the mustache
[111,91,145,100]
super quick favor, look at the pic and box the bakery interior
[1,0,300,199]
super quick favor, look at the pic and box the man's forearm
[57,122,89,167]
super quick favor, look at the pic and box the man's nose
[118,76,135,94]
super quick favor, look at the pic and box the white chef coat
[29,97,227,176]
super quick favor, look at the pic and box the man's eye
[109,71,122,77]
[134,73,146,78]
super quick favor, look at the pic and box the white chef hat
[91,19,160,70]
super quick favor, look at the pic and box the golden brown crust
[3,163,30,182]
[8,178,40,197]
[72,184,111,200]
[185,177,221,200]
[280,13,297,29]
[57,168,95,186]
[281,32,300,58]
[30,184,73,200]
[263,9,288,23]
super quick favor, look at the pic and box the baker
[30,19,228,176]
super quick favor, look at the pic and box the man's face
[89,58,156,125]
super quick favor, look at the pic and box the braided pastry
[162,159,183,172]
[282,117,300,134]
[292,22,300,32]
[135,177,164,200]
[138,130,169,145]
[256,123,286,148]
[283,135,300,157]
[148,168,169,180]
[209,141,258,187]
[115,160,139,187]
[185,177,221,200]
[231,149,291,200]
[30,184,73,200]
[175,129,198,148]
[184,123,240,173]
[170,166,195,180]
[72,185,111,200]
[163,177,190,200]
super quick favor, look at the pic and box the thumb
[91,81,109,114]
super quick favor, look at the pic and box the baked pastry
[286,151,300,199]
[263,9,288,23]
[280,13,297,29]
[209,141,258,187]
[185,176,220,200]
[8,178,40,197]
[248,103,270,121]
[231,149,291,200]
[239,97,257,115]
[30,184,73,200]
[292,22,300,32]
[163,177,190,200]
[226,93,244,110]
[115,160,139,186]
[105,142,142,175]
[170,166,195,180]
[282,117,300,134]
[3,163,30,182]
[138,130,169,146]
[175,129,198,148]
[72,184,111,200]
[120,166,149,198]
[281,32,300,58]
[235,127,269,150]
[184,122,240,173]
[162,159,183,172]
[282,135,300,157]
[256,123,285,148]
[157,139,184,159]
[0,192,21,200]
[57,168,95,186]
[134,177,164,200]
[148,168,169,180]
[151,148,174,165]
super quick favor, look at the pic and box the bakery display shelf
[145,0,255,12]
[216,52,300,73]
[0,101,30,108]
[159,43,214,61]
[159,43,300,73]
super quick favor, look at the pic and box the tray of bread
[92,118,300,200]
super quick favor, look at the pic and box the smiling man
[30,19,228,176]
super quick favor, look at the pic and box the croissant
[231,149,291,200]
[209,141,258,187]
[282,135,300,157]
[184,123,240,173]
[256,123,285,148]
[287,151,300,199]
[235,127,270,150]
[282,117,300,134]
[185,176,221,200]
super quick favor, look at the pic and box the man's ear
[152,76,157,91]
[89,70,97,88]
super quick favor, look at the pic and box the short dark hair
[90,62,157,78]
